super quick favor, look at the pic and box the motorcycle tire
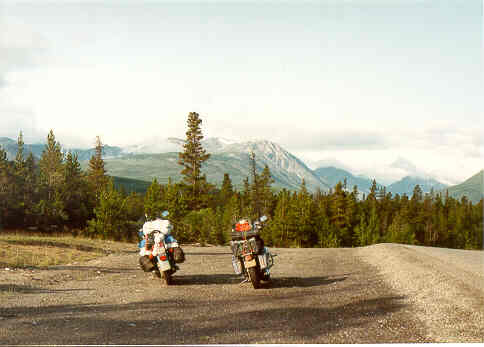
[248,267,261,289]
[162,270,172,285]
[262,273,271,282]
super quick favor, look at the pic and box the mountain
[443,170,483,204]
[123,137,183,154]
[0,136,124,161]
[313,166,382,194]
[92,139,332,192]
[218,140,331,192]
[0,137,45,160]
[387,176,448,197]
[70,145,124,161]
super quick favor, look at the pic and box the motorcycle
[229,215,275,289]
[138,211,185,285]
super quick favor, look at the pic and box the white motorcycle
[138,211,184,285]
[229,215,275,289]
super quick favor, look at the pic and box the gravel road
[1,243,482,344]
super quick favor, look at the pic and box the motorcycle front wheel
[248,267,261,289]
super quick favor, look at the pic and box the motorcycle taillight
[160,255,167,261]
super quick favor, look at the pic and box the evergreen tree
[87,178,130,240]
[293,180,318,247]
[37,130,67,228]
[178,112,211,210]
[268,189,292,247]
[86,136,108,195]
[219,173,234,207]
[260,164,275,217]
[23,152,38,226]
[330,181,350,245]
[144,178,166,219]
[384,213,416,244]
[62,151,90,227]
[165,179,189,240]
[12,132,28,226]
[240,176,252,217]
[249,151,263,220]
[39,130,64,198]
[14,131,26,175]
[0,146,15,229]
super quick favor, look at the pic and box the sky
[0,0,482,185]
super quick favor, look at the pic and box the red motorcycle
[230,216,275,289]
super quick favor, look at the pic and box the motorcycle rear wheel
[162,270,172,285]
[248,267,261,289]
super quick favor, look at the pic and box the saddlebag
[139,255,155,272]
[173,247,185,263]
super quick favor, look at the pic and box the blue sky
[0,0,482,184]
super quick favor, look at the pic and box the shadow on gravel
[270,276,348,288]
[174,273,241,285]
[46,266,136,273]
[184,252,233,256]
[2,295,412,344]
[0,284,94,294]
[170,274,348,288]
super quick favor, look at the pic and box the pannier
[173,247,185,263]
[139,255,155,272]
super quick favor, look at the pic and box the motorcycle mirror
[260,215,268,222]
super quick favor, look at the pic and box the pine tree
[23,152,38,226]
[12,131,28,226]
[219,173,234,207]
[39,130,64,198]
[260,164,275,217]
[63,151,89,227]
[87,178,129,240]
[178,112,211,210]
[249,151,263,220]
[14,131,26,175]
[86,136,108,195]
[268,189,291,247]
[37,130,67,228]
[293,180,318,247]
[144,178,166,220]
[330,181,349,245]
[0,146,14,229]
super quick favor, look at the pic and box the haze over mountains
[1,136,482,202]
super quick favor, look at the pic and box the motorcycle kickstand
[239,276,249,284]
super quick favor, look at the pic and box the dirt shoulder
[0,244,482,344]
[357,243,484,342]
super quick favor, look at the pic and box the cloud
[272,128,390,152]
[0,17,48,88]
[390,156,417,174]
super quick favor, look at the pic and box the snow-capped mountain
[123,137,184,154]
[215,139,332,192]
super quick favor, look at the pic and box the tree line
[1,113,482,250]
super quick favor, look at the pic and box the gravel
[0,243,482,344]
[357,243,484,343]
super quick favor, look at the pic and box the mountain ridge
[1,136,481,201]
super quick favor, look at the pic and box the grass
[0,231,132,269]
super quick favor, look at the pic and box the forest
[1,112,482,250]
